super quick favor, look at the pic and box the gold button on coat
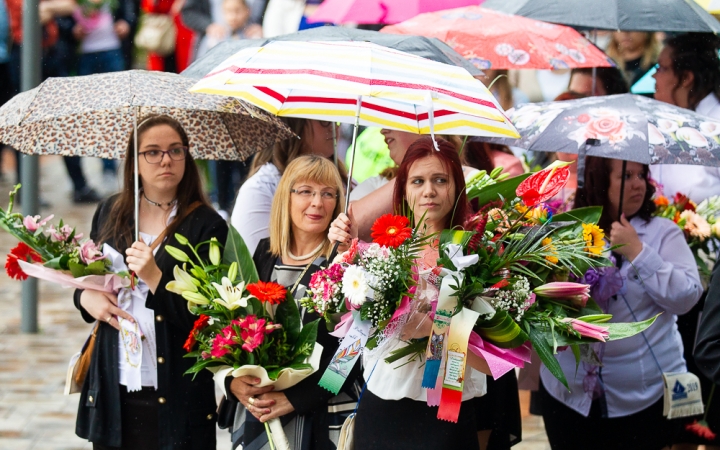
[206,414,213,420]
[157,357,165,364]
[158,397,166,404]
[88,396,94,403]
[156,315,164,322]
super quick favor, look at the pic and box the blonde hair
[606,32,660,75]
[269,155,345,259]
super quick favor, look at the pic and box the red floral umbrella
[381,6,614,70]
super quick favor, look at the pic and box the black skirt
[474,371,522,449]
[92,386,159,450]
[539,380,675,450]
[354,389,479,450]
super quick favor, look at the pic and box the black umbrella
[481,0,720,32]
[181,27,483,79]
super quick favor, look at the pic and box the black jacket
[73,196,228,449]
[695,261,720,383]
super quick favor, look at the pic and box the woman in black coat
[73,115,228,450]
[224,155,359,450]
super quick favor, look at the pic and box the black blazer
[73,196,228,449]
[695,261,720,383]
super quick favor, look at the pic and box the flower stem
[704,383,716,422]
[264,421,276,450]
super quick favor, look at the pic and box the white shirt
[541,216,702,417]
[230,163,282,255]
[651,94,720,204]
[348,175,389,202]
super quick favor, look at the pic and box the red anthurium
[516,161,572,207]
[371,214,412,248]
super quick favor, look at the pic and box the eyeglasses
[318,121,334,128]
[291,188,338,201]
[139,147,188,164]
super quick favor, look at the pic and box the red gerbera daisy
[371,214,412,248]
[247,281,287,304]
[183,333,197,352]
[686,420,716,441]
[5,243,42,281]
[516,162,571,207]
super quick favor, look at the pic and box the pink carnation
[78,240,105,264]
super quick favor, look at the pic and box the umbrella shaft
[344,96,362,213]
[617,160,627,220]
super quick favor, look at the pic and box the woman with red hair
[329,137,488,449]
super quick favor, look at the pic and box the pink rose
[78,240,105,264]
[23,214,54,232]
[584,116,625,141]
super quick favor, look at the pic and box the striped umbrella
[189,40,519,139]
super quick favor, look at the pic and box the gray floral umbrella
[487,93,720,167]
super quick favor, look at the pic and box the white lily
[212,277,248,310]
[166,266,199,295]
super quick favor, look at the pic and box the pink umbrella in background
[308,0,483,25]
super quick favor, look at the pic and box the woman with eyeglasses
[222,155,359,450]
[72,115,228,449]
[230,118,349,255]
[539,156,702,450]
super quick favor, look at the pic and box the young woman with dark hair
[329,137,489,450]
[540,155,702,450]
[73,115,228,450]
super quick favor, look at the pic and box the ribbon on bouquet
[318,310,371,394]
[422,244,479,388]
[468,331,532,379]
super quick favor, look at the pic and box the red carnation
[371,214,412,248]
[247,281,287,304]
[5,243,42,281]
[516,163,571,207]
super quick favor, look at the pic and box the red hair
[393,137,470,230]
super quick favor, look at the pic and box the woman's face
[289,180,337,240]
[303,120,337,159]
[614,31,648,54]
[653,47,688,108]
[404,155,456,231]
[568,72,607,96]
[607,160,647,220]
[138,124,186,193]
[381,129,420,166]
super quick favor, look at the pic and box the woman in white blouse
[540,155,702,450]
[330,137,489,449]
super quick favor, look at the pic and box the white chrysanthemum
[341,266,372,307]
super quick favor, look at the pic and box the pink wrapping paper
[468,331,532,379]
[329,311,354,338]
[17,261,130,293]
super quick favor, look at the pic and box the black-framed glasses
[290,188,338,201]
[139,147,188,164]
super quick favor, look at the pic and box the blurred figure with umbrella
[73,115,228,449]
[605,32,660,86]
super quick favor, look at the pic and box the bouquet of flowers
[0,185,131,291]
[165,228,321,450]
[653,192,720,283]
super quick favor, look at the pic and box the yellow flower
[515,203,529,215]
[541,237,559,264]
[582,223,605,256]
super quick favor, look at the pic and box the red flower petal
[247,281,287,304]
[371,214,412,248]
[516,165,570,207]
[686,420,717,441]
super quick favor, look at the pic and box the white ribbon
[440,244,479,277]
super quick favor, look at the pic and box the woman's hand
[610,214,643,262]
[79,289,135,331]
[256,391,295,422]
[229,376,275,418]
[400,311,433,340]
[328,204,357,252]
[125,240,162,293]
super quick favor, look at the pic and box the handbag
[135,13,176,56]
[64,201,203,395]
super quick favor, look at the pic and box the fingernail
[255,378,261,383]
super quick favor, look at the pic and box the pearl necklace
[143,190,177,209]
[287,242,324,261]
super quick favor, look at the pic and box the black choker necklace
[142,191,177,208]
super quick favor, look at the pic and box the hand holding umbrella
[610,214,643,261]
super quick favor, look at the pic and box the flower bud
[227,262,238,282]
[174,233,190,246]
[209,238,221,266]
[165,245,190,262]
[182,291,210,305]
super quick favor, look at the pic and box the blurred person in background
[606,31,660,86]
[568,67,629,97]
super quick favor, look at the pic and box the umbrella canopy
[484,94,720,166]
[481,0,720,32]
[191,40,519,138]
[181,28,482,80]
[0,70,293,161]
[382,6,614,70]
[307,0,481,25]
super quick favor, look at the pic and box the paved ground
[0,154,550,450]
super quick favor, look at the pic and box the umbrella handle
[617,159,627,220]
[327,241,340,267]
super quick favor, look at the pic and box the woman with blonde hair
[224,154,359,450]
[606,31,660,85]
[230,117,348,255]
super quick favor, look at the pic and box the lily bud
[174,233,189,246]
[561,318,609,342]
[165,245,190,262]
[534,282,590,308]
[209,238,221,266]
[227,262,238,282]
[182,291,211,306]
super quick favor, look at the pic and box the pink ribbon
[329,311,354,338]
[468,331,531,379]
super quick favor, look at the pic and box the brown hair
[97,115,211,251]
[573,156,655,231]
[664,33,720,111]
[250,117,348,183]
[268,155,345,259]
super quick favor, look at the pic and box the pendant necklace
[142,190,177,209]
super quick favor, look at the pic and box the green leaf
[528,325,568,389]
[469,173,530,204]
[43,256,64,270]
[439,229,473,247]
[605,315,659,341]
[84,260,107,275]
[275,293,302,345]
[223,225,259,284]
[570,343,581,374]
[384,338,428,364]
[553,206,603,225]
[294,319,319,352]
[576,314,613,323]
[68,260,86,278]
